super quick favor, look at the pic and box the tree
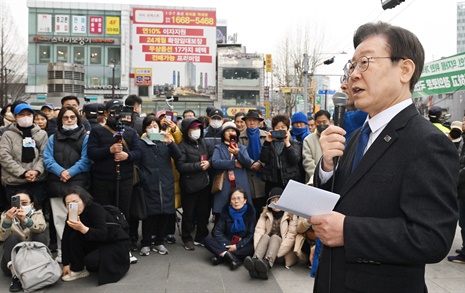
[0,2,28,107]
[272,24,325,116]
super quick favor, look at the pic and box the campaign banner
[132,7,217,98]
[413,52,465,98]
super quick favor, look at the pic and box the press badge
[23,137,36,148]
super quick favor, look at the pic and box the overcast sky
[4,0,459,85]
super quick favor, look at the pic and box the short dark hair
[61,96,80,106]
[57,106,82,129]
[125,94,143,106]
[142,114,160,132]
[353,22,424,93]
[13,189,35,204]
[315,110,331,121]
[234,112,246,121]
[228,187,247,202]
[271,114,290,130]
[33,111,49,128]
[182,109,195,118]
[308,117,314,122]
[63,186,93,207]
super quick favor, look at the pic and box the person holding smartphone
[260,114,303,196]
[0,190,47,292]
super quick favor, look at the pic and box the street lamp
[109,58,116,99]
[0,67,12,106]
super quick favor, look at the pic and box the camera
[109,104,134,132]
[271,130,287,139]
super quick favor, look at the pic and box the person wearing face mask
[176,118,213,251]
[124,95,144,136]
[302,110,331,186]
[137,115,181,256]
[0,103,48,205]
[290,112,311,144]
[43,106,91,264]
[204,108,224,148]
[0,189,47,292]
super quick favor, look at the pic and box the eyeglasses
[347,56,405,75]
[63,115,77,120]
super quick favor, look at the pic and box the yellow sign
[106,17,120,35]
[265,54,272,72]
[264,102,270,118]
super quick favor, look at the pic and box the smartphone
[165,111,173,121]
[68,202,78,221]
[149,132,165,141]
[11,195,20,209]
[229,134,237,148]
[271,130,287,139]
[172,115,178,123]
[200,154,207,161]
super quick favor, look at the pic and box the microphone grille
[332,92,348,106]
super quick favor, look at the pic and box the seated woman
[244,187,298,280]
[61,186,129,285]
[0,189,47,292]
[203,188,255,270]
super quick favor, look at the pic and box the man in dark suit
[310,22,459,293]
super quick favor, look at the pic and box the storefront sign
[32,36,118,45]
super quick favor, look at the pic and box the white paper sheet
[268,180,340,218]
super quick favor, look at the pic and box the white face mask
[147,128,159,134]
[62,124,78,131]
[189,129,201,140]
[17,116,33,128]
[22,204,32,215]
[210,120,223,129]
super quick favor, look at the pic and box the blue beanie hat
[291,112,308,125]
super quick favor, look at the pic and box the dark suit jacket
[314,104,459,293]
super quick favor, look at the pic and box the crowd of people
[0,21,463,293]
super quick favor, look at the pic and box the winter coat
[238,128,267,199]
[44,126,91,197]
[302,132,323,184]
[0,209,46,242]
[0,123,48,186]
[211,142,253,214]
[176,118,213,194]
[213,202,256,251]
[294,217,313,261]
[87,123,142,181]
[138,136,182,215]
[61,202,129,285]
[260,139,303,186]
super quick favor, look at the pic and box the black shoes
[244,256,260,278]
[224,251,242,270]
[255,258,271,280]
[211,255,224,266]
[10,275,22,292]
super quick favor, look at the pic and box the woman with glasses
[44,106,91,264]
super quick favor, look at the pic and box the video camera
[109,104,134,133]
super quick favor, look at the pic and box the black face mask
[317,124,329,134]
[450,129,462,139]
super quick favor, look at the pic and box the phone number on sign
[170,16,214,25]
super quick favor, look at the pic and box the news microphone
[331,92,348,170]
[332,92,348,128]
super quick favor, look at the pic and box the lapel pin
[384,135,391,142]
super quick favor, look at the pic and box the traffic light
[381,0,405,10]
[323,57,335,65]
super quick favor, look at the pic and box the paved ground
[0,224,464,292]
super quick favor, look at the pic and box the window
[73,47,85,64]
[223,90,259,106]
[56,45,68,62]
[39,45,51,63]
[138,86,149,97]
[223,68,259,80]
[90,47,101,64]
[108,47,121,65]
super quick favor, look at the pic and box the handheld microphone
[331,92,348,169]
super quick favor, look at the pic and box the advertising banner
[106,16,120,35]
[266,54,272,72]
[134,68,153,86]
[38,14,52,33]
[413,52,465,98]
[72,15,87,34]
[132,7,217,98]
[90,16,103,34]
[55,15,69,33]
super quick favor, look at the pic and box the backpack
[11,241,61,293]
[102,205,130,242]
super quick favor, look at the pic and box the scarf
[229,204,248,233]
[291,127,310,143]
[271,209,284,220]
[246,127,261,162]
[18,125,35,163]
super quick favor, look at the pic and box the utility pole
[303,53,309,116]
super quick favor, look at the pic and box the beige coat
[294,216,312,260]
[254,208,298,267]
[0,123,48,186]
[0,209,47,242]
[302,131,322,184]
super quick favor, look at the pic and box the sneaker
[61,269,90,282]
[9,275,22,292]
[194,241,205,247]
[129,252,138,264]
[130,241,138,252]
[448,254,465,263]
[139,246,150,256]
[164,234,176,244]
[184,241,195,251]
[153,244,169,255]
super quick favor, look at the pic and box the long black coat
[313,104,459,293]
[138,136,181,215]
